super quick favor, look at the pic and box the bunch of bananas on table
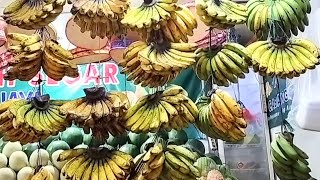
[0,97,70,144]
[42,40,79,81]
[70,0,129,39]
[58,148,133,180]
[247,38,320,78]
[246,0,311,38]
[196,89,247,142]
[195,0,247,29]
[194,42,252,86]
[271,133,313,180]
[3,0,66,29]
[123,85,198,133]
[29,168,54,180]
[5,33,43,81]
[119,40,197,87]
[59,87,129,140]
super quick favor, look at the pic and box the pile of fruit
[3,0,66,29]
[246,0,311,38]
[195,0,247,29]
[5,33,79,81]
[0,96,70,144]
[70,0,129,39]
[247,38,320,78]
[271,133,312,180]
[196,89,247,142]
[59,87,129,141]
[194,42,252,86]
[123,85,198,133]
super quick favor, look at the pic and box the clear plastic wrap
[286,0,320,131]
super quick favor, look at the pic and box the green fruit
[185,139,205,155]
[128,132,148,147]
[23,143,39,158]
[194,157,217,175]
[106,132,128,147]
[41,135,59,148]
[168,129,188,145]
[148,130,168,140]
[83,133,93,146]
[205,153,222,165]
[60,127,83,148]
[46,140,70,156]
[119,144,140,158]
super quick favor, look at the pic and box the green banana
[276,134,299,161]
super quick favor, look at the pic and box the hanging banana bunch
[59,87,130,141]
[0,96,71,144]
[195,89,247,142]
[194,42,252,86]
[118,36,198,88]
[70,0,130,39]
[195,0,247,29]
[58,148,134,179]
[3,0,66,29]
[247,38,320,78]
[246,0,311,39]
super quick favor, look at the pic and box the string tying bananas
[29,167,54,180]
[123,85,198,133]
[271,132,313,180]
[195,89,247,142]
[58,148,133,180]
[0,97,71,144]
[70,0,129,39]
[3,0,66,30]
[194,42,252,86]
[59,87,129,140]
[121,0,181,32]
[247,38,320,78]
[196,0,247,29]
[119,39,197,87]
[246,0,311,39]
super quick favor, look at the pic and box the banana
[165,151,189,174]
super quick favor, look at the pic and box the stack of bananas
[271,133,312,180]
[119,41,197,87]
[5,33,43,81]
[0,97,70,144]
[59,87,129,140]
[195,0,247,29]
[194,42,252,86]
[70,0,129,39]
[246,0,311,38]
[29,168,54,180]
[123,85,198,133]
[3,0,66,29]
[196,89,247,142]
[161,144,201,179]
[58,148,133,179]
[42,40,79,81]
[133,141,166,180]
[247,39,320,78]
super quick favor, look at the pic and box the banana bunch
[194,42,252,86]
[246,0,311,38]
[196,89,247,142]
[133,141,166,180]
[138,5,197,43]
[161,144,201,179]
[29,168,54,180]
[195,0,247,29]
[271,133,312,180]
[3,0,66,30]
[0,97,70,144]
[60,87,129,140]
[42,40,79,81]
[58,148,133,180]
[123,85,198,133]
[121,0,181,32]
[71,0,129,39]
[247,39,320,78]
[5,33,43,81]
[119,40,197,87]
